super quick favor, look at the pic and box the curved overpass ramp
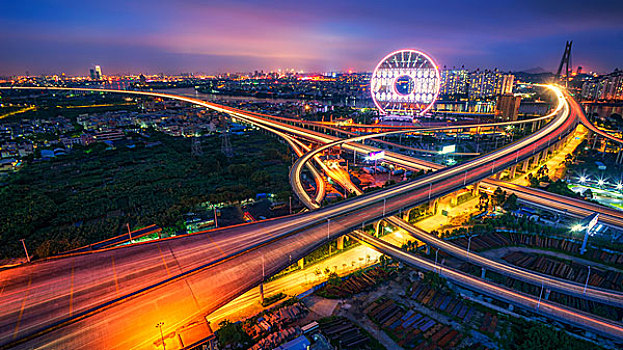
[0,85,620,349]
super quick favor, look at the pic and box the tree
[216,320,252,349]
[478,192,489,211]
[492,187,507,208]
[504,193,519,211]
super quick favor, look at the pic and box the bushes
[0,131,292,259]
[500,319,604,350]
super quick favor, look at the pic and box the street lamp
[19,239,30,263]
[583,266,591,295]
[466,236,473,261]
[537,281,544,311]
[382,198,386,217]
[156,322,166,350]
[434,248,439,273]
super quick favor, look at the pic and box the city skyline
[1,0,622,76]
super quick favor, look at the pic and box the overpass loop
[287,85,623,308]
[2,85,623,345]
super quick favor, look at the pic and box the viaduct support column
[521,160,530,173]
[428,199,438,215]
[337,235,345,250]
[451,192,459,207]
[509,164,517,179]
[259,283,265,304]
[481,267,486,279]
[298,258,305,269]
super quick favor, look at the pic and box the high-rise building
[440,66,468,97]
[581,70,623,101]
[468,69,502,100]
[90,65,103,80]
[496,74,515,95]
[495,94,522,121]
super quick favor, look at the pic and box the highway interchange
[0,85,622,348]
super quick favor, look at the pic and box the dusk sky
[1,0,622,76]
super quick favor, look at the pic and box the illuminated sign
[366,151,385,161]
[439,145,456,154]
[587,213,599,232]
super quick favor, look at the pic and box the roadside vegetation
[0,130,292,259]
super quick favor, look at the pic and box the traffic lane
[387,216,623,307]
[0,216,312,343]
[353,232,623,340]
[7,208,355,349]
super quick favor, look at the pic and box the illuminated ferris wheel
[370,49,441,116]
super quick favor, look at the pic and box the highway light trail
[1,85,622,348]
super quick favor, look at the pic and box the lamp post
[19,239,30,263]
[434,248,439,273]
[156,322,166,350]
[583,265,591,295]
[466,236,473,261]
[382,198,386,217]
[537,282,544,310]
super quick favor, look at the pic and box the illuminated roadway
[351,231,623,340]
[287,100,623,308]
[0,86,621,348]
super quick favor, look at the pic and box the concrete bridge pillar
[298,258,305,269]
[471,183,480,196]
[509,164,517,179]
[450,192,459,207]
[259,283,265,304]
[374,220,385,237]
[544,289,551,300]
[428,199,438,215]
[402,209,411,221]
[521,160,530,173]
[481,267,486,279]
[337,235,345,250]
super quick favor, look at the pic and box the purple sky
[1,0,621,76]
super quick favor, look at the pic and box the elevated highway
[351,231,623,339]
[287,102,623,308]
[0,85,621,348]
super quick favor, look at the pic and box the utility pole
[156,322,166,350]
[434,248,439,273]
[583,265,591,295]
[214,207,218,228]
[19,239,30,263]
[127,223,132,243]
[382,198,386,217]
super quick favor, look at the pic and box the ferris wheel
[370,49,441,116]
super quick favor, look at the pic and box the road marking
[205,233,226,257]
[157,243,171,276]
[13,274,32,339]
[111,256,119,295]
[69,263,75,316]
[0,276,6,297]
